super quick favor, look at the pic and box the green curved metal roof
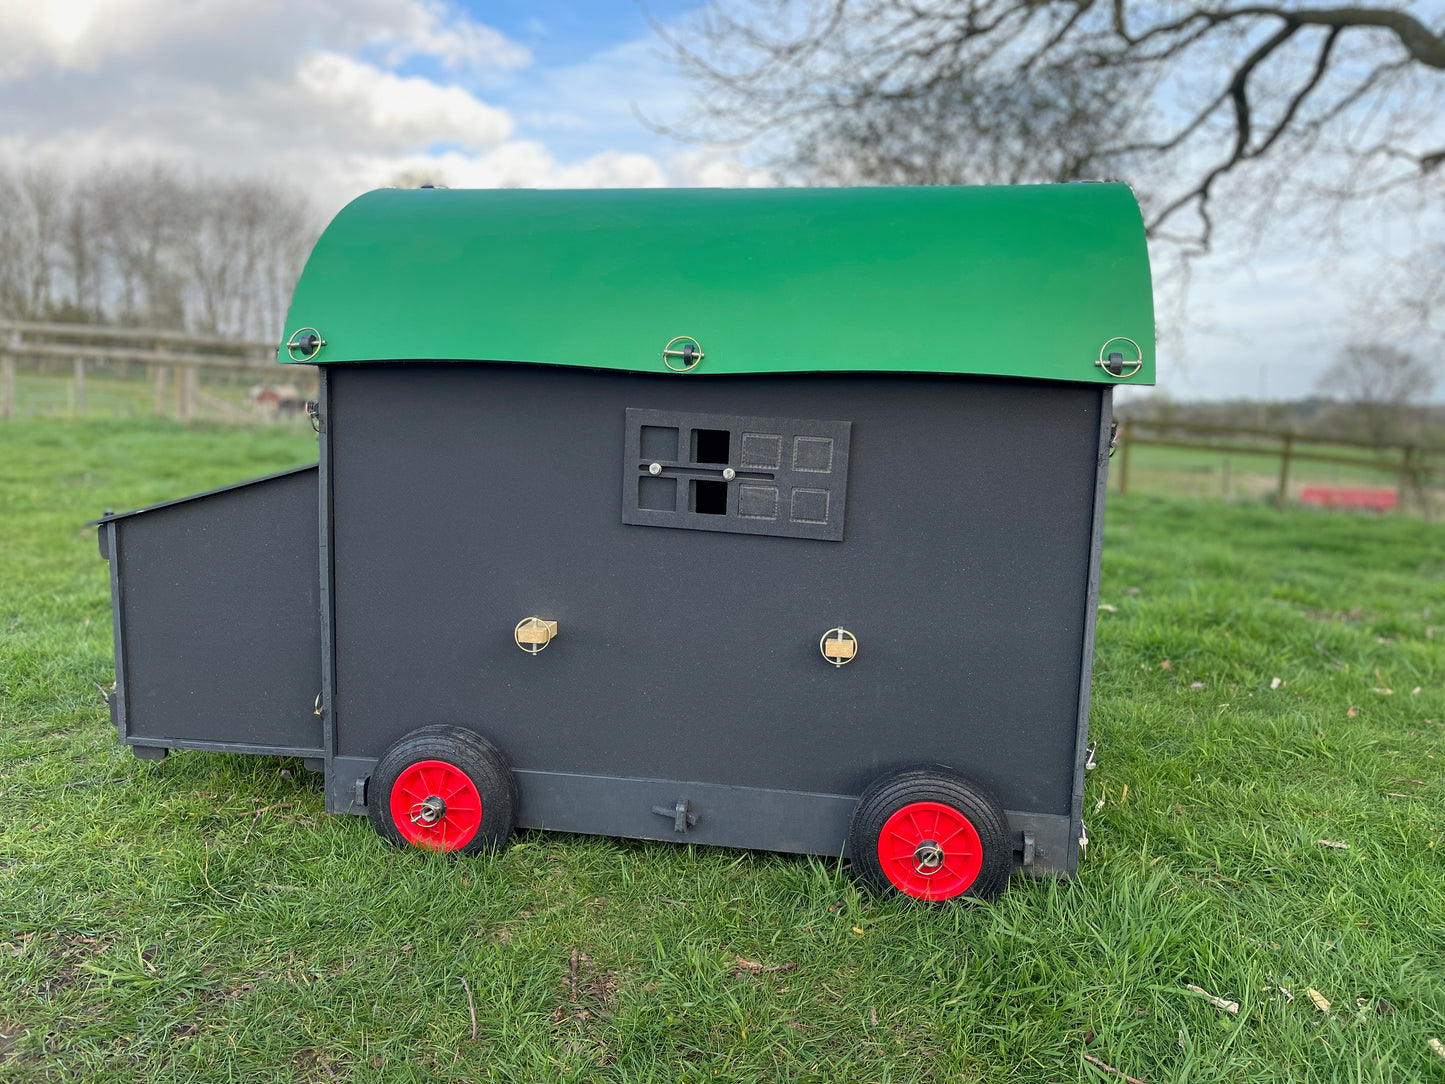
[280,184,1154,385]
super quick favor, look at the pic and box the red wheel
[389,759,483,851]
[849,769,1011,901]
[368,726,517,856]
[876,800,985,900]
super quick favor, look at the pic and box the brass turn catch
[820,627,858,667]
[514,617,558,654]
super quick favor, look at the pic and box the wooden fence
[1116,417,1444,512]
[0,320,310,422]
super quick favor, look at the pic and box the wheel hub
[875,800,985,900]
[912,840,945,875]
[410,795,446,826]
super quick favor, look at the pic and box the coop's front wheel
[848,768,1011,901]
[368,726,517,855]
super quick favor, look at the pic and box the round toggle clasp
[820,627,858,667]
[1095,337,1142,379]
[286,327,327,362]
[514,617,557,654]
[662,335,704,372]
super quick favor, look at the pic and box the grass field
[2,417,1443,1083]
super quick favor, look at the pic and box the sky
[0,0,1435,401]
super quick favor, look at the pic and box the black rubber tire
[848,767,1012,902]
[368,725,518,856]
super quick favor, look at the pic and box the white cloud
[331,145,670,194]
[296,51,512,152]
[368,0,530,71]
[0,0,769,211]
[0,0,529,82]
[556,151,667,188]
[667,149,775,188]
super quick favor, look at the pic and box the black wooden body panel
[328,364,1101,825]
[106,467,323,752]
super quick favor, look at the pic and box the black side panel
[329,365,1100,828]
[109,468,323,753]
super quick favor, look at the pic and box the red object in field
[1298,486,1397,512]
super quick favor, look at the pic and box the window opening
[692,428,730,464]
[692,479,728,515]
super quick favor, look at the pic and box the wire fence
[1115,417,1444,517]
[0,320,317,424]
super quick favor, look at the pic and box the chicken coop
[95,184,1154,900]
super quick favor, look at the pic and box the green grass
[2,418,1444,1082]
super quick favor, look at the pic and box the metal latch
[286,327,326,362]
[819,627,858,667]
[514,617,558,654]
[651,799,697,833]
[1084,741,1097,771]
[662,336,704,372]
[1094,337,1142,379]
[1021,830,1036,868]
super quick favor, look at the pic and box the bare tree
[178,176,318,339]
[93,165,192,329]
[0,162,321,340]
[658,1,1445,258]
[1315,342,1438,443]
[57,174,104,323]
[0,167,66,320]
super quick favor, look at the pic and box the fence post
[153,346,169,417]
[1276,432,1294,509]
[73,355,86,417]
[1398,445,1415,513]
[178,362,196,420]
[1,330,15,421]
[1118,418,1132,496]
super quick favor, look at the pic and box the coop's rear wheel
[848,768,1011,901]
[368,726,517,855]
